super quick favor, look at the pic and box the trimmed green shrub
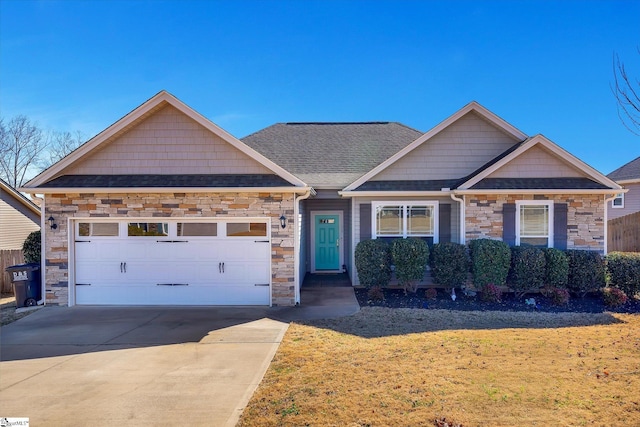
[606,252,640,298]
[508,246,546,299]
[543,248,569,288]
[355,239,392,288]
[469,239,511,289]
[565,249,606,297]
[431,242,469,288]
[602,287,628,307]
[391,237,429,294]
[22,230,41,264]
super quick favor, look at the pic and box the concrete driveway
[0,306,289,426]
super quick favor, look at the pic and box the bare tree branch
[0,115,46,187]
[43,129,87,167]
[612,49,640,136]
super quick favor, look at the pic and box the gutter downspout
[450,193,465,245]
[294,189,312,305]
[35,194,46,306]
[604,193,617,254]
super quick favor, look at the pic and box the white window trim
[515,200,554,248]
[371,201,439,242]
[612,193,624,208]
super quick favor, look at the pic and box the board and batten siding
[487,145,584,178]
[371,112,520,182]
[608,182,640,221]
[0,195,40,250]
[64,105,273,176]
[350,196,459,285]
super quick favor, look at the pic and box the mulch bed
[355,287,640,314]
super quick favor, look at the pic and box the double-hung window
[372,201,438,241]
[516,201,553,247]
[612,193,624,208]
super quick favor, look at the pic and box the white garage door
[74,220,271,305]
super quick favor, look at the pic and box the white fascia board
[454,188,627,195]
[339,190,451,198]
[19,186,314,195]
[24,91,307,189]
[458,135,623,191]
[342,101,528,192]
[614,178,640,185]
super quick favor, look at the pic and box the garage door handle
[157,283,189,286]
[123,262,127,273]
[76,283,91,286]
[222,262,225,273]
[218,262,221,273]
[254,283,269,287]
[120,262,123,273]
[255,240,269,243]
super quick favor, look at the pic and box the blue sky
[1,0,639,175]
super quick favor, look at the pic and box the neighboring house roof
[22,91,309,191]
[607,156,640,183]
[242,122,423,188]
[0,178,40,218]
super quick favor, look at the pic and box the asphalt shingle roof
[469,177,609,190]
[39,174,293,188]
[354,179,461,192]
[242,122,423,188]
[607,156,640,181]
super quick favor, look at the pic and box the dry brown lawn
[239,308,640,426]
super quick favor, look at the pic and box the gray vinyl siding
[0,193,40,250]
[608,183,640,220]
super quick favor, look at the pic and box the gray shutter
[553,203,568,250]
[360,203,372,241]
[439,204,451,243]
[503,203,516,246]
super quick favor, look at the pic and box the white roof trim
[342,101,528,192]
[0,178,41,215]
[614,178,640,185]
[24,91,307,189]
[19,186,314,195]
[458,134,622,190]
[454,189,626,195]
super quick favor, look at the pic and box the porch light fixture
[279,214,287,229]
[48,216,58,230]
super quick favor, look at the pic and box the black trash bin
[6,263,41,307]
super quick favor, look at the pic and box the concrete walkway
[0,287,359,426]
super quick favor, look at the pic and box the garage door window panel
[226,222,268,237]
[78,222,119,237]
[128,222,169,237]
[177,222,218,237]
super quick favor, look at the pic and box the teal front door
[315,214,340,270]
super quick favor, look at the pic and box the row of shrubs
[355,238,640,301]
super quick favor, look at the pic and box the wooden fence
[1,250,25,293]
[608,211,640,253]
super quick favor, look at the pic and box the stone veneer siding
[44,192,295,306]
[465,194,605,252]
